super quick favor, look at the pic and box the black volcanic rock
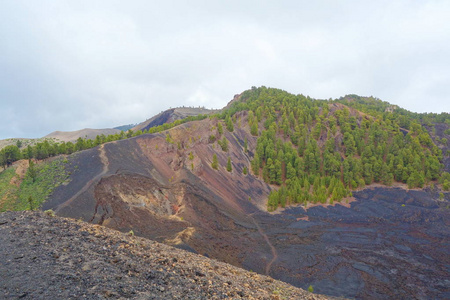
[0,211,332,300]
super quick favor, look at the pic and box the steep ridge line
[249,214,278,276]
[55,144,110,213]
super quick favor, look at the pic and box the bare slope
[45,128,121,143]
[0,210,331,299]
[132,107,216,132]
[0,129,120,151]
[38,105,450,299]
[44,114,274,270]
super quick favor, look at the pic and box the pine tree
[27,160,37,183]
[226,157,232,172]
[28,196,33,210]
[251,153,260,176]
[211,154,218,170]
[286,162,296,180]
[219,137,228,151]
[225,115,234,132]
[251,119,258,136]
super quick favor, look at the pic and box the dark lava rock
[263,187,450,299]
[0,210,333,300]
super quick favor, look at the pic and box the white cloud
[1,0,449,139]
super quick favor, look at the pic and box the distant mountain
[0,129,122,151]
[113,124,136,131]
[0,107,214,151]
[1,87,449,299]
[44,128,122,143]
[0,138,34,151]
[132,107,217,132]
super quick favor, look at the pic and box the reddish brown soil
[39,116,450,299]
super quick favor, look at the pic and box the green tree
[65,142,74,154]
[273,159,282,184]
[211,154,218,170]
[209,134,216,143]
[226,157,232,172]
[94,135,102,146]
[126,129,133,138]
[219,137,229,151]
[28,196,34,210]
[27,160,37,183]
[1,145,21,167]
[251,119,258,136]
[286,162,296,180]
[251,153,260,176]
[75,137,86,151]
[407,170,424,188]
[25,145,33,159]
[225,115,234,132]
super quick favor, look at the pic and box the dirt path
[98,144,110,174]
[10,160,29,187]
[55,145,110,213]
[249,214,278,276]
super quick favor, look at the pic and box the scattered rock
[0,211,333,299]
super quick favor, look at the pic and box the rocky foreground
[0,211,334,300]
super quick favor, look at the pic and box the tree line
[0,114,209,169]
[222,86,448,211]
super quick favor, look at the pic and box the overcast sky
[1,0,449,139]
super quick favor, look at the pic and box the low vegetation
[0,158,70,212]
[0,168,19,211]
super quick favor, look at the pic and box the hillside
[132,107,217,132]
[0,210,331,299]
[0,137,51,151]
[45,128,122,143]
[227,87,447,210]
[0,129,122,152]
[0,87,449,298]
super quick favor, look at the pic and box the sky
[1,0,449,139]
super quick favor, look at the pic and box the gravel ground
[0,211,335,300]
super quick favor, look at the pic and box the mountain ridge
[1,86,449,298]
[45,128,122,143]
[132,107,218,132]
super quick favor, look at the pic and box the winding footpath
[55,145,110,213]
[249,214,278,276]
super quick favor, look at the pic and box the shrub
[44,209,55,217]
